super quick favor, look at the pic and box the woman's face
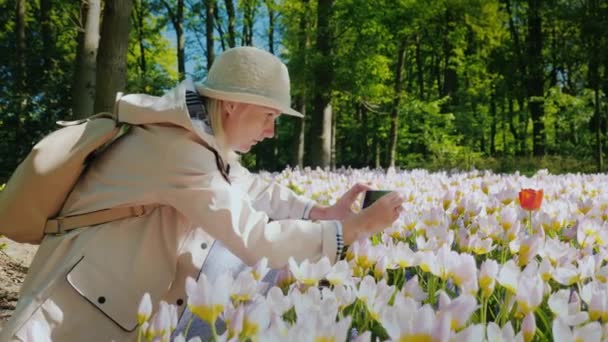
[222,101,281,153]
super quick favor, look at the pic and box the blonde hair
[206,98,239,164]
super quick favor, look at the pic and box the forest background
[1,0,607,183]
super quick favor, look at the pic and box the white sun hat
[196,46,303,118]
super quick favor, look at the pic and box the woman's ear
[223,101,238,116]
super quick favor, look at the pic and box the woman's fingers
[350,183,373,198]
[382,191,404,205]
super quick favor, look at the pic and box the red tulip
[519,189,543,211]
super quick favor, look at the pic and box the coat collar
[116,81,221,152]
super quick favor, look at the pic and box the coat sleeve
[229,163,315,220]
[158,140,338,268]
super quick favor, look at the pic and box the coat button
[176,298,184,306]
[201,242,208,249]
[98,296,106,304]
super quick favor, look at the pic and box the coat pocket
[66,256,139,332]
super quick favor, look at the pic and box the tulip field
[123,168,608,341]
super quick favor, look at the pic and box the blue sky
[161,6,279,81]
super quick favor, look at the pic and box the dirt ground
[0,237,37,329]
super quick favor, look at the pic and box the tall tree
[12,0,27,154]
[526,0,546,156]
[72,0,101,118]
[415,33,425,99]
[211,1,226,51]
[161,0,186,79]
[265,0,275,54]
[14,0,26,107]
[206,0,215,70]
[252,0,279,170]
[241,0,257,46]
[388,40,406,168]
[95,0,133,113]
[308,0,334,168]
[133,0,148,75]
[503,0,529,155]
[40,0,53,72]
[294,101,306,167]
[286,0,311,168]
[225,0,237,48]
[441,6,459,105]
[126,0,177,93]
[584,0,604,171]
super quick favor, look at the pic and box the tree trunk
[441,8,458,107]
[294,101,306,167]
[507,98,521,154]
[265,0,275,54]
[603,43,608,165]
[161,0,185,79]
[501,96,507,153]
[433,54,442,99]
[554,109,559,150]
[253,23,278,171]
[13,0,27,161]
[72,0,101,118]
[374,134,380,168]
[225,0,236,48]
[177,0,184,78]
[594,88,602,171]
[490,91,497,156]
[516,97,528,155]
[94,0,133,113]
[388,40,406,168]
[40,0,53,72]
[586,0,602,171]
[331,105,336,169]
[241,0,256,46]
[133,0,147,74]
[267,0,278,166]
[415,33,424,100]
[213,1,226,51]
[15,0,26,99]
[504,0,527,80]
[361,103,369,165]
[475,102,486,153]
[526,0,545,156]
[241,7,247,45]
[206,0,215,70]
[504,0,529,155]
[293,0,309,168]
[549,20,558,87]
[308,0,333,168]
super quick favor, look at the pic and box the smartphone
[362,190,393,209]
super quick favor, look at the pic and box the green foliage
[0,183,3,247]
[471,156,598,176]
[0,0,606,177]
[0,0,79,182]
[127,1,178,94]
[543,87,596,156]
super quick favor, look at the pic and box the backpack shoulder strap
[41,94,152,237]
[44,204,159,235]
[56,112,117,127]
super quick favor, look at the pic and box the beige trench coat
[0,83,339,341]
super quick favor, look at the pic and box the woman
[1,46,404,341]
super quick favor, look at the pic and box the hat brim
[196,84,304,118]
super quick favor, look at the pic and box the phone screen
[362,190,392,209]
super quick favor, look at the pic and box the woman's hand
[342,191,404,245]
[309,182,373,220]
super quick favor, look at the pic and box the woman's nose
[263,120,275,138]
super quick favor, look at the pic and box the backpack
[0,82,226,245]
[0,110,138,244]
